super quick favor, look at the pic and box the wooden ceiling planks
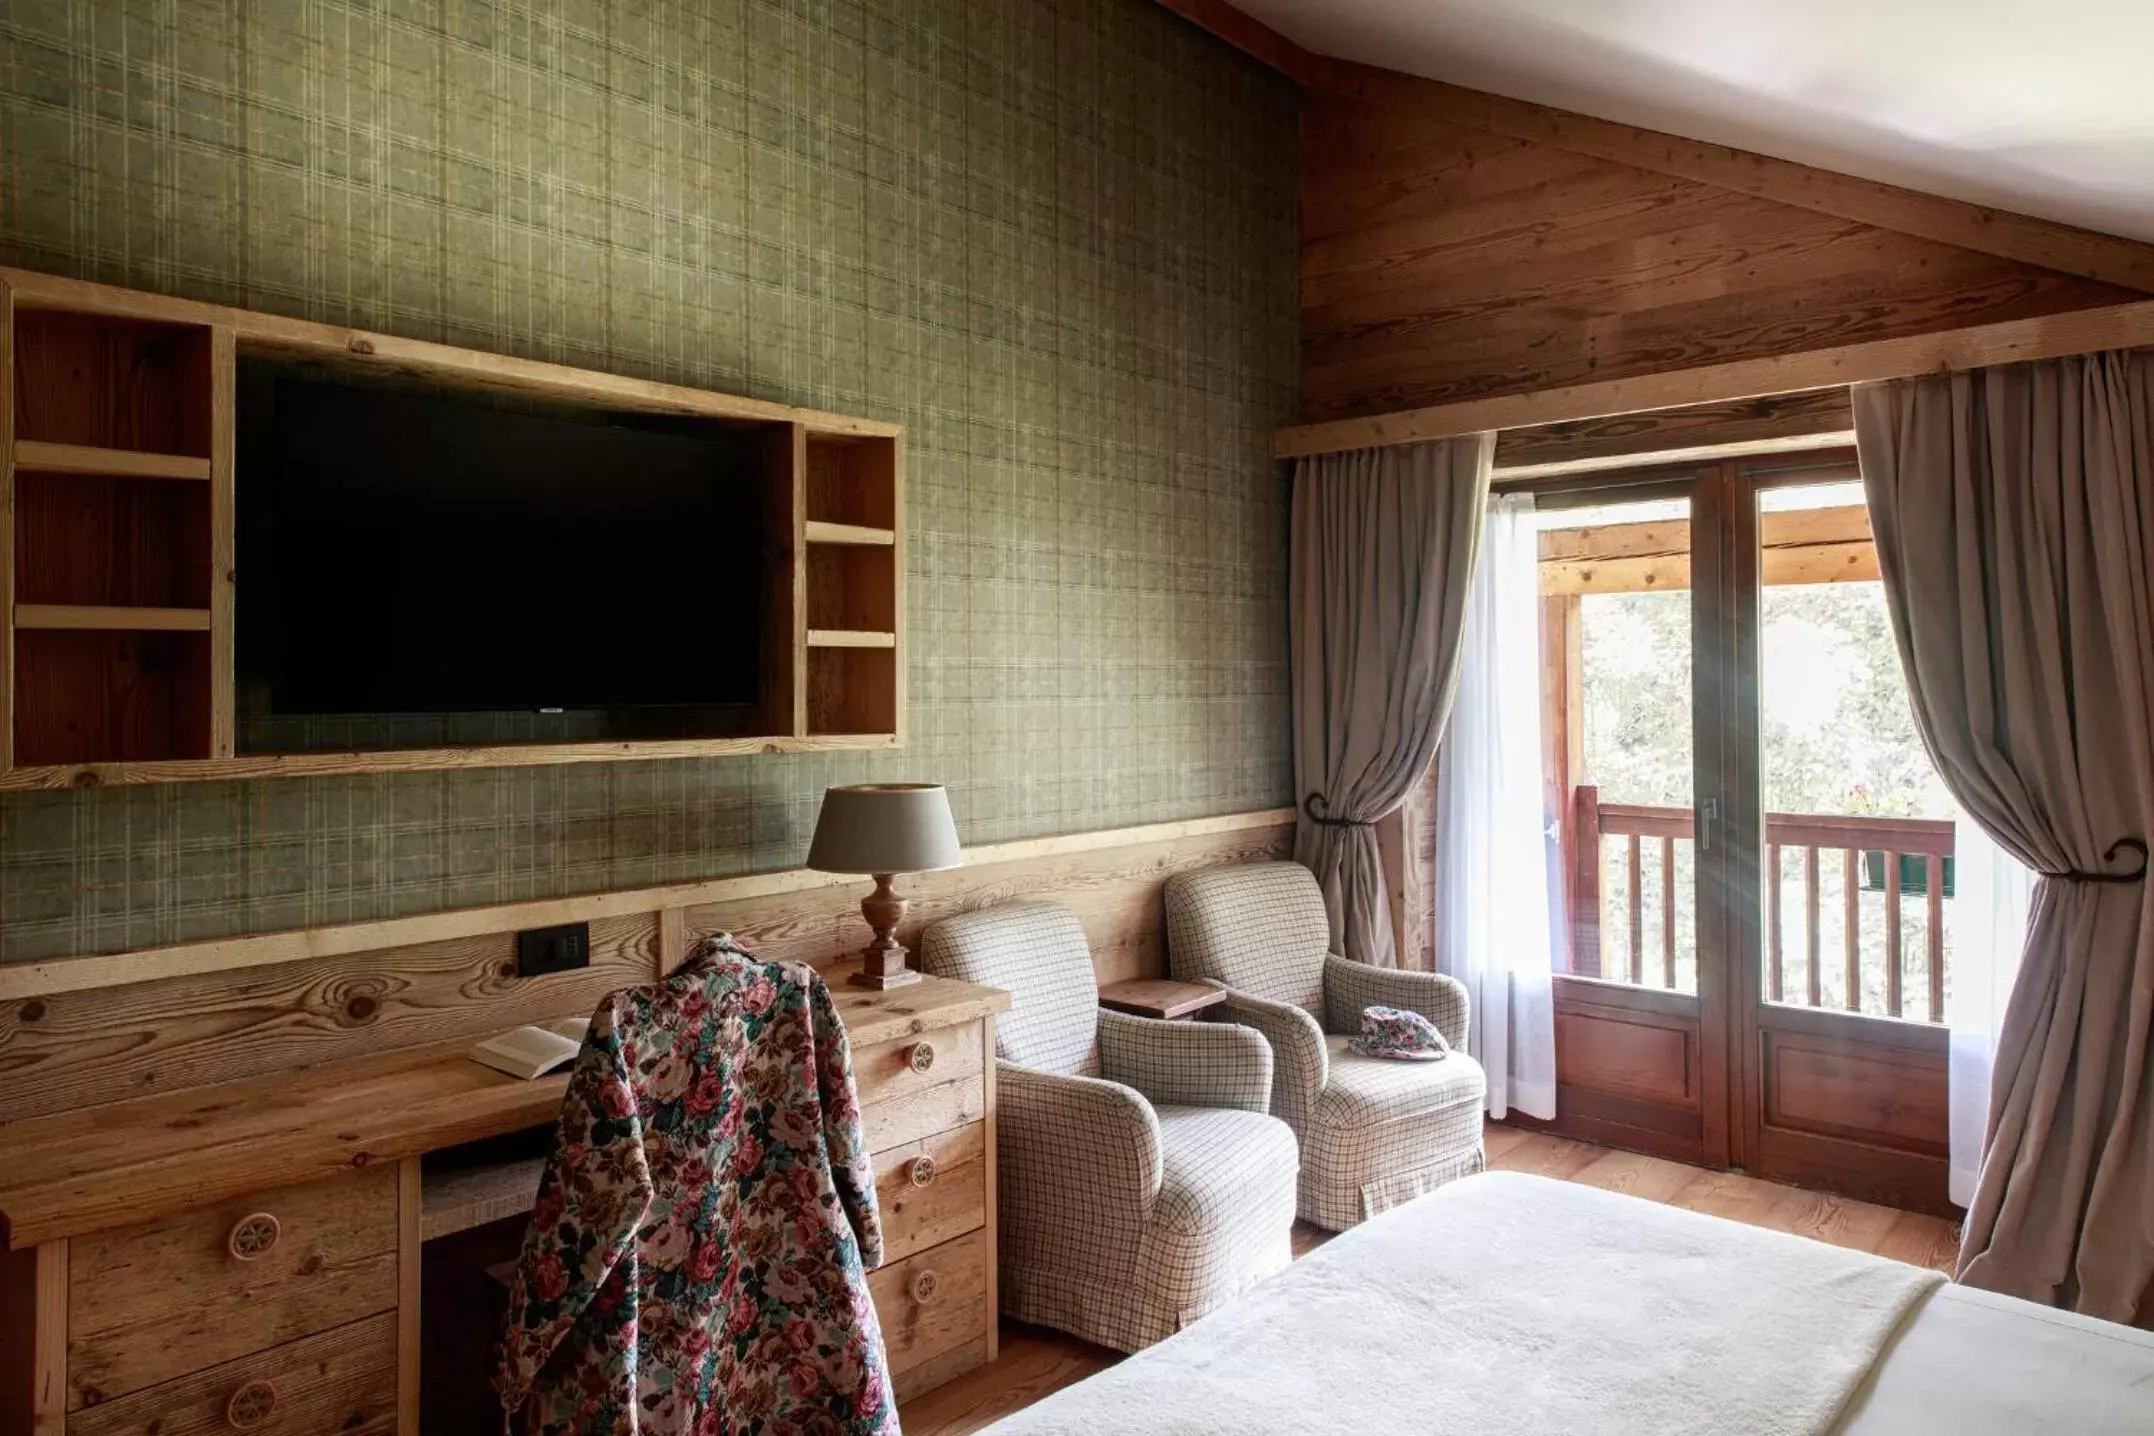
[1144,0,2154,453]
[1298,80,2143,425]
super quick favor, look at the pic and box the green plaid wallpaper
[0,0,1298,964]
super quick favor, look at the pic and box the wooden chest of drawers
[852,1020,1000,1401]
[0,968,1006,1435]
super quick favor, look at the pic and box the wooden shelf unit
[3,293,230,771]
[0,268,906,786]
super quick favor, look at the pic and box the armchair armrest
[1323,955,1471,1050]
[994,1062,1164,1212]
[1097,1008,1274,1115]
[1208,985,1327,1132]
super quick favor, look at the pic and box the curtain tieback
[2039,837,2150,885]
[1303,793,1373,829]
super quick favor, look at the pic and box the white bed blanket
[986,1171,1943,1436]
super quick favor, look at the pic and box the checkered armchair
[1165,861,1488,1230]
[920,902,1299,1353]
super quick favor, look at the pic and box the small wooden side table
[1098,978,1227,1022]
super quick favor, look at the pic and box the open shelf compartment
[14,468,213,610]
[12,309,214,458]
[806,644,897,737]
[13,628,213,765]
[804,434,897,529]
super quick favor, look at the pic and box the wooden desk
[0,966,1009,1435]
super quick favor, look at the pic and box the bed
[985,1171,2154,1435]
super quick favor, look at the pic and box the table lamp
[807,783,963,989]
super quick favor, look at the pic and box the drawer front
[68,1313,396,1436]
[872,1122,987,1266]
[862,1056,985,1155]
[68,1165,399,1408]
[867,1227,989,1380]
[853,1021,983,1111]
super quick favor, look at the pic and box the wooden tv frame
[0,268,904,788]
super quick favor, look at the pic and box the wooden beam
[1151,0,1322,84]
[1494,390,1853,474]
[1275,295,2154,458]
[1307,59,2154,295]
[1539,506,1878,596]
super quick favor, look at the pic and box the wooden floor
[897,1122,1962,1436]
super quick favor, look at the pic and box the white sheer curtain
[1437,492,1558,1119]
[1949,811,2035,1209]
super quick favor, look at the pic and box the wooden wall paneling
[1303,58,2154,294]
[0,811,1297,1001]
[0,914,660,1121]
[1289,65,2154,454]
[1300,149,2140,424]
[0,812,1292,1128]
[680,818,1295,988]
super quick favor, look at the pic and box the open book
[469,1017,591,1081]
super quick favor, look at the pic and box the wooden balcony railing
[1567,785,1955,1023]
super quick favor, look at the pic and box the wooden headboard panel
[0,810,1293,1123]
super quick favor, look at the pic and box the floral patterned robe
[497,936,896,1436]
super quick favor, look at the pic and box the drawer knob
[906,1041,936,1074]
[908,1155,937,1188]
[226,1379,278,1428]
[909,1268,939,1304]
[227,1212,281,1261]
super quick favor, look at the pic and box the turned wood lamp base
[848,873,923,989]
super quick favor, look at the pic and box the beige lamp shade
[806,783,963,876]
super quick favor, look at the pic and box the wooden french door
[1524,458,1952,1214]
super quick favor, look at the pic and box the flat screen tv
[252,374,764,714]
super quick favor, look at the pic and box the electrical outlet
[516,921,590,978]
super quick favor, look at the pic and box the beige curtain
[1291,435,1492,968]
[1853,351,2154,1323]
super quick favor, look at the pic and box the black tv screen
[256,375,763,714]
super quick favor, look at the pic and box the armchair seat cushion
[1134,1105,1299,1345]
[1313,1038,1486,1131]
[1153,1105,1303,1237]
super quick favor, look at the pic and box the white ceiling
[1234,0,2154,245]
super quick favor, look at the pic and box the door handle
[1699,798,1718,852]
